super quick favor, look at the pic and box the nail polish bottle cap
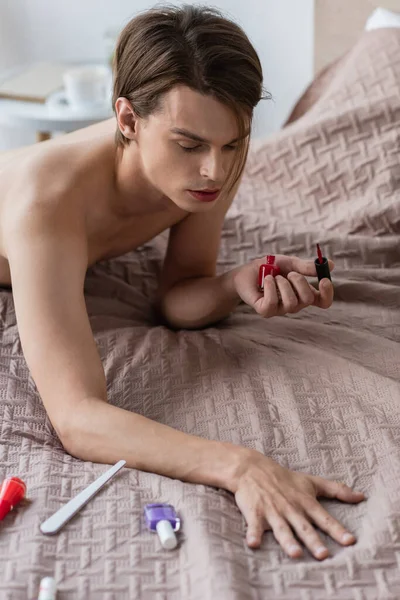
[156,519,178,550]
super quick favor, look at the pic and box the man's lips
[187,189,220,202]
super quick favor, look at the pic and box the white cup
[63,65,111,110]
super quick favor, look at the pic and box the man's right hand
[233,255,335,318]
[231,449,366,560]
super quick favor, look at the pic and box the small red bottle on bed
[0,476,26,520]
[258,255,281,291]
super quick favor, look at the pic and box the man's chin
[165,195,198,213]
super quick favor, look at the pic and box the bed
[1,14,400,600]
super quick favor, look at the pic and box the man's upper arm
[157,181,240,300]
[3,203,107,441]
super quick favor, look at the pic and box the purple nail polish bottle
[144,503,180,550]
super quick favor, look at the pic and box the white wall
[0,0,314,150]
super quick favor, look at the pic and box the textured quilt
[1,27,400,600]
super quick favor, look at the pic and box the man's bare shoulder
[0,118,116,169]
[0,136,102,283]
[1,122,116,223]
[0,154,79,243]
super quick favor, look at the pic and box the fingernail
[342,532,355,544]
[248,536,258,545]
[288,544,302,555]
[315,546,328,557]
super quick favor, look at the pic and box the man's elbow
[157,303,225,330]
[53,416,80,458]
[50,398,96,460]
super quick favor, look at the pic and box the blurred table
[0,64,114,143]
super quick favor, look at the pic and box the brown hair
[112,4,270,198]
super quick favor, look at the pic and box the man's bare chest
[86,208,184,266]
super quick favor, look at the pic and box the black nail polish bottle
[315,244,331,281]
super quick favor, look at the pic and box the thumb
[312,476,366,503]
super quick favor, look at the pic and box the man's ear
[115,97,137,141]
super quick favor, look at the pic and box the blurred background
[0,0,396,151]
[0,0,314,151]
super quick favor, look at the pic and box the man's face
[130,85,249,212]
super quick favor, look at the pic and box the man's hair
[112,3,270,197]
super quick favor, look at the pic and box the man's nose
[200,150,226,183]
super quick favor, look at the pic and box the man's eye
[179,145,201,152]
[178,144,238,152]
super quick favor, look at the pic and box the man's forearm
[159,267,243,329]
[63,398,248,493]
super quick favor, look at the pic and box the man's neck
[112,143,173,217]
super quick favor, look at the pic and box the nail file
[40,459,126,535]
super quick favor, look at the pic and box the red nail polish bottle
[0,477,26,520]
[258,255,281,291]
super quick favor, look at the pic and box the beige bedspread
[1,27,400,600]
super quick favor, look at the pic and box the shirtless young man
[0,5,365,559]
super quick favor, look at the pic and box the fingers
[288,256,335,277]
[274,276,298,313]
[256,271,334,317]
[312,476,366,503]
[239,476,365,561]
[245,502,329,560]
[256,275,280,317]
[259,273,316,317]
[249,499,361,561]
[275,271,333,315]
[305,500,357,547]
[245,508,306,559]
[245,514,268,548]
[312,278,334,309]
[285,510,330,560]
[267,511,304,559]
[285,273,315,308]
[273,273,316,315]
[275,276,299,312]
